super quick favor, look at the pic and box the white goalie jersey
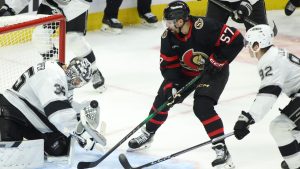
[5,0,90,21]
[248,46,300,122]
[2,61,78,137]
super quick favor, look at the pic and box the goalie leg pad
[0,139,44,169]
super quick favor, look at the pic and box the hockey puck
[90,100,98,108]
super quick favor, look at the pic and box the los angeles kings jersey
[160,16,243,83]
[2,61,78,137]
[248,47,300,122]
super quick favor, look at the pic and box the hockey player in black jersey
[128,1,244,168]
[0,0,106,93]
[0,58,106,167]
[206,0,268,30]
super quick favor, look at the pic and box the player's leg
[244,0,268,31]
[102,0,123,33]
[205,0,230,24]
[127,79,189,151]
[66,12,106,92]
[33,4,60,61]
[271,98,300,169]
[137,0,158,25]
[193,66,234,169]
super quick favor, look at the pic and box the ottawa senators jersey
[248,47,300,122]
[2,61,78,137]
[160,16,244,82]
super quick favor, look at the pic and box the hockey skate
[211,143,235,169]
[127,127,154,152]
[101,18,123,34]
[285,1,296,16]
[139,13,158,27]
[92,69,106,93]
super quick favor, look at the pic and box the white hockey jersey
[248,46,300,122]
[5,0,90,21]
[3,61,78,137]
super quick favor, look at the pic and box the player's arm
[212,24,244,64]
[204,20,244,72]
[234,61,285,140]
[0,0,31,16]
[160,30,182,83]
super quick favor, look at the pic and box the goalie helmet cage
[0,14,66,92]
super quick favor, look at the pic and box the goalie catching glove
[233,111,255,140]
[74,100,107,151]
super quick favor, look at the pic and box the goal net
[0,14,66,92]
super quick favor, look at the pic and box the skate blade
[126,144,151,152]
[93,85,107,93]
[140,19,158,28]
[215,159,235,169]
[101,24,122,34]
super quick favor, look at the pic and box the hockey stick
[77,72,206,169]
[119,132,234,169]
[209,0,278,36]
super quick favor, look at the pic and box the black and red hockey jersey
[160,16,244,83]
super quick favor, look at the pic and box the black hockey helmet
[163,1,190,21]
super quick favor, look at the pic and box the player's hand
[231,0,252,23]
[164,82,183,105]
[0,4,16,16]
[234,111,255,140]
[205,54,228,74]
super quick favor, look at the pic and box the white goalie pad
[0,139,44,169]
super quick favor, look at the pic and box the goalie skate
[127,127,154,152]
[212,143,235,169]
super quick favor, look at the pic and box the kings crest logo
[54,84,66,96]
[181,49,208,71]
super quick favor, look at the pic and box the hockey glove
[205,54,228,74]
[74,122,98,151]
[0,4,16,16]
[234,111,255,140]
[164,82,183,105]
[231,0,252,23]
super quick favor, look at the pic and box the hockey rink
[3,10,300,169]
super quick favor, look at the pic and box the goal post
[0,14,66,92]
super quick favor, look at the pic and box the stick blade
[77,161,93,169]
[119,154,133,169]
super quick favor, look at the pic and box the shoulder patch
[194,18,204,30]
[162,29,168,39]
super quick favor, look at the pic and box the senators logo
[181,49,208,71]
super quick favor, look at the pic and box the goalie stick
[77,70,206,169]
[119,132,234,169]
[208,0,278,36]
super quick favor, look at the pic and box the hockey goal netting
[0,14,66,92]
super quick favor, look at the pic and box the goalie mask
[66,58,92,89]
